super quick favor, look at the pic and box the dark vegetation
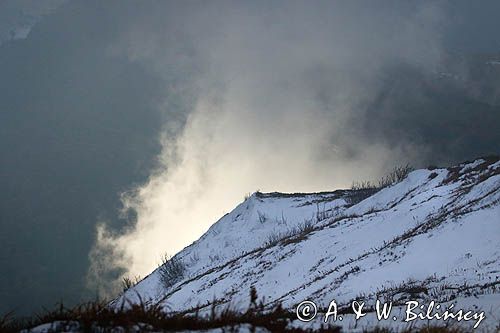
[121,275,141,293]
[158,254,186,289]
[351,164,413,191]
[347,164,414,205]
[0,298,301,333]
[0,288,324,333]
[0,288,478,333]
[264,219,316,247]
[442,155,499,185]
[255,191,342,199]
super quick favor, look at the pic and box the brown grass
[0,290,481,333]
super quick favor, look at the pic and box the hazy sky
[1,0,499,315]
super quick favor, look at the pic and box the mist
[88,1,453,293]
[1,0,499,314]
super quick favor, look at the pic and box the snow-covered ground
[115,157,500,332]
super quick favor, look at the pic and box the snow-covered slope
[116,157,500,331]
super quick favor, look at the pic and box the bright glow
[87,1,444,296]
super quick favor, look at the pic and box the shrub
[377,164,413,188]
[158,254,186,289]
[347,164,414,206]
[297,219,314,233]
[351,180,377,191]
[265,232,282,247]
[121,275,141,292]
[264,219,316,248]
[315,203,335,222]
[346,188,379,206]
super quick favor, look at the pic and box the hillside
[113,157,499,331]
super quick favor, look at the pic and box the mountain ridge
[116,156,500,331]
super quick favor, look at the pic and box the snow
[114,158,500,331]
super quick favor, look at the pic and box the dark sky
[0,0,499,316]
